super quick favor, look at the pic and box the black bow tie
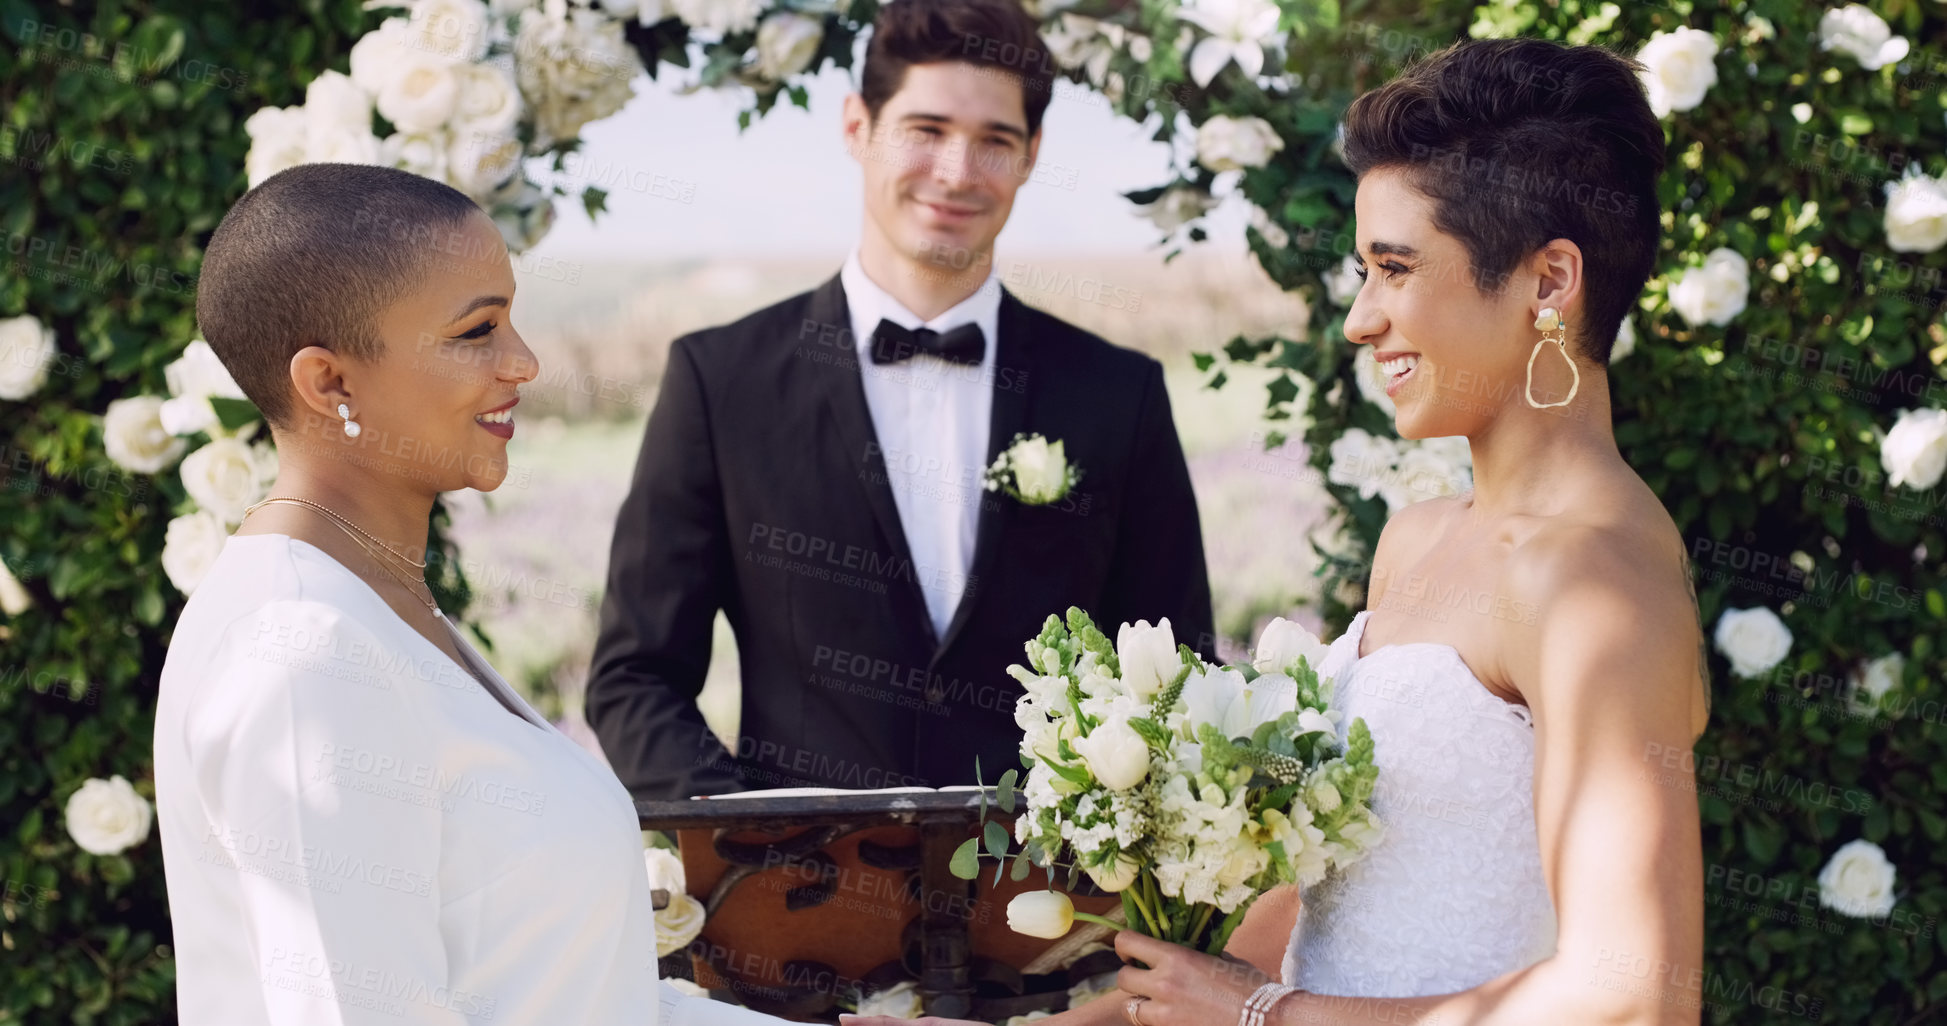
[869,318,985,366]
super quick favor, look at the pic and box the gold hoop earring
[1524,307,1579,409]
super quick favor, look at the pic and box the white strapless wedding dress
[1282,610,1558,997]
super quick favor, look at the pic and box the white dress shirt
[153,532,774,1025]
[839,248,1003,639]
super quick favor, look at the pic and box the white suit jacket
[154,532,772,1025]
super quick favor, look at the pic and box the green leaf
[983,819,1009,862]
[948,837,980,880]
[997,768,1017,814]
[1010,849,1033,881]
[209,396,261,431]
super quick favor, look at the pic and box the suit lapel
[933,288,1035,659]
[810,274,938,646]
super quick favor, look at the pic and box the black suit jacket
[587,273,1214,800]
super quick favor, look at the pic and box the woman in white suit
[153,163,767,1025]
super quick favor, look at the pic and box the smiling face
[844,61,1039,272]
[320,211,538,493]
[1344,168,1575,439]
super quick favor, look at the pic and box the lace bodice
[1282,611,1558,997]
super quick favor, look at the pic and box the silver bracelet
[1240,981,1298,1026]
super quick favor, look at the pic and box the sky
[524,62,1252,261]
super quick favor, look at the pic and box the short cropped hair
[861,0,1055,138]
[1339,38,1666,363]
[196,163,484,427]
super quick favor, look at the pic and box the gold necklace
[245,495,429,567]
[243,496,443,618]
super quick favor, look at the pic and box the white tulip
[378,55,462,135]
[1070,716,1150,791]
[1006,891,1076,939]
[643,846,687,893]
[0,314,57,400]
[1009,436,1071,503]
[103,396,187,474]
[1819,5,1909,71]
[1636,27,1719,118]
[1182,666,1291,740]
[1116,618,1177,698]
[1195,114,1284,173]
[64,776,153,856]
[857,982,924,1019]
[654,893,707,956]
[1880,407,1947,490]
[180,438,275,525]
[162,511,230,596]
[1252,617,1330,678]
[1817,839,1897,918]
[754,12,823,81]
[0,554,31,616]
[1084,853,1141,893]
[1177,0,1281,88]
[1884,169,1947,253]
[1667,248,1749,327]
[1712,606,1792,678]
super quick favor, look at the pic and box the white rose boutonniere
[984,432,1081,506]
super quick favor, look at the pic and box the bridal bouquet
[954,609,1382,956]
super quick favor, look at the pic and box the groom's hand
[838,1016,986,1026]
[1114,931,1270,1026]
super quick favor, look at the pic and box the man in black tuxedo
[587,0,1213,800]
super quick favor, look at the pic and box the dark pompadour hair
[196,163,484,427]
[1339,38,1666,363]
[861,0,1056,137]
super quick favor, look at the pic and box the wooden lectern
[638,789,1124,1023]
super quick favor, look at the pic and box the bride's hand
[838,1015,985,1026]
[1114,931,1271,1026]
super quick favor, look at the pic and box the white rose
[1351,345,1396,418]
[408,0,492,63]
[162,511,230,596]
[304,69,373,133]
[64,776,153,856]
[1195,115,1284,172]
[1322,254,1363,308]
[243,105,311,187]
[0,554,31,616]
[754,12,823,80]
[655,893,706,956]
[644,846,687,893]
[1006,890,1075,939]
[160,339,248,436]
[1326,427,1401,501]
[1636,27,1719,118]
[378,55,462,135]
[103,396,187,474]
[1712,606,1792,678]
[310,125,384,166]
[1252,617,1330,678]
[1070,716,1150,791]
[1386,442,1470,512]
[491,181,557,252]
[1009,436,1071,503]
[350,18,414,96]
[0,314,57,400]
[180,438,275,525]
[383,129,453,181]
[1246,203,1289,249]
[1667,248,1749,327]
[1880,407,1947,490]
[1116,618,1178,698]
[857,982,924,1019]
[447,130,523,197]
[1851,653,1905,711]
[1884,169,1947,253]
[1610,316,1637,362]
[514,1,640,149]
[1819,5,1909,71]
[1817,839,1897,918]
[494,0,541,15]
[1140,186,1216,233]
[670,0,763,35]
[453,60,523,137]
[1083,853,1141,893]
